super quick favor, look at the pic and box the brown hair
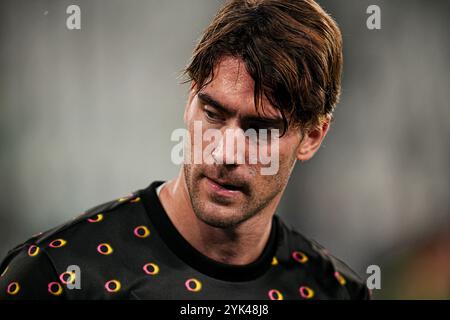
[184,0,343,136]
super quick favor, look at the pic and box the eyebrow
[197,92,234,116]
[197,92,283,126]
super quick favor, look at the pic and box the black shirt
[0,181,369,300]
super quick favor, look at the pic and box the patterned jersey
[0,181,369,300]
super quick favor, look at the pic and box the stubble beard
[183,164,282,229]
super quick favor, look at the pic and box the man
[0,0,369,299]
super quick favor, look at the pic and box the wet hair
[184,0,343,136]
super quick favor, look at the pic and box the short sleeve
[0,245,65,300]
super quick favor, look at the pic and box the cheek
[279,135,301,162]
[280,147,297,167]
[251,144,297,187]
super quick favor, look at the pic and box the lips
[203,175,245,196]
[208,177,243,191]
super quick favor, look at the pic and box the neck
[158,169,280,265]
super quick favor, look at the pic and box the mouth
[203,175,245,198]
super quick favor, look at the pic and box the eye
[203,106,223,122]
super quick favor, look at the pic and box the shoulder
[1,191,143,262]
[275,216,371,300]
[0,191,145,299]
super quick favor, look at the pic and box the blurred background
[0,0,448,299]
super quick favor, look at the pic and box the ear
[296,117,330,162]
[184,82,197,125]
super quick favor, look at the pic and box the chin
[193,201,246,229]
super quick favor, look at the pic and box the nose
[211,126,246,165]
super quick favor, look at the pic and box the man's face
[183,56,303,229]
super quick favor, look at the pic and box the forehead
[200,56,281,119]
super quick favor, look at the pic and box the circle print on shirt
[134,226,150,238]
[105,280,121,293]
[49,239,67,249]
[97,243,113,255]
[130,197,141,203]
[268,289,284,300]
[6,282,20,295]
[28,245,40,257]
[143,263,159,276]
[271,257,278,266]
[334,271,347,286]
[299,286,315,299]
[185,278,202,292]
[48,282,63,296]
[87,214,103,223]
[60,271,76,285]
[292,251,308,264]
